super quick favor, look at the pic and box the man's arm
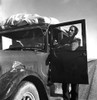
[71,38,81,51]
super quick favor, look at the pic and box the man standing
[60,25,81,100]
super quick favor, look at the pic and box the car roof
[0,23,49,35]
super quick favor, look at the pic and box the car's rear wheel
[12,81,40,100]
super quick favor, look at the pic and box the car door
[48,19,88,84]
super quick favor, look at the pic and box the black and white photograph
[0,0,97,100]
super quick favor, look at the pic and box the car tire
[12,81,40,100]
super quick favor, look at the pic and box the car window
[0,28,45,50]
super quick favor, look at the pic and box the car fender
[0,62,48,100]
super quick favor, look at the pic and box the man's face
[69,27,75,37]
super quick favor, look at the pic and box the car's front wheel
[12,81,40,100]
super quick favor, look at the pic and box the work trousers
[62,83,79,100]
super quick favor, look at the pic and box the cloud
[0,7,6,20]
[0,0,36,19]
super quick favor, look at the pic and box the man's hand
[71,41,80,51]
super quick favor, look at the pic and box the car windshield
[0,28,45,51]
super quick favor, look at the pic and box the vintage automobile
[0,14,88,100]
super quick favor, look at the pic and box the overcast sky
[0,0,97,59]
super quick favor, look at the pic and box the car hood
[0,50,49,81]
